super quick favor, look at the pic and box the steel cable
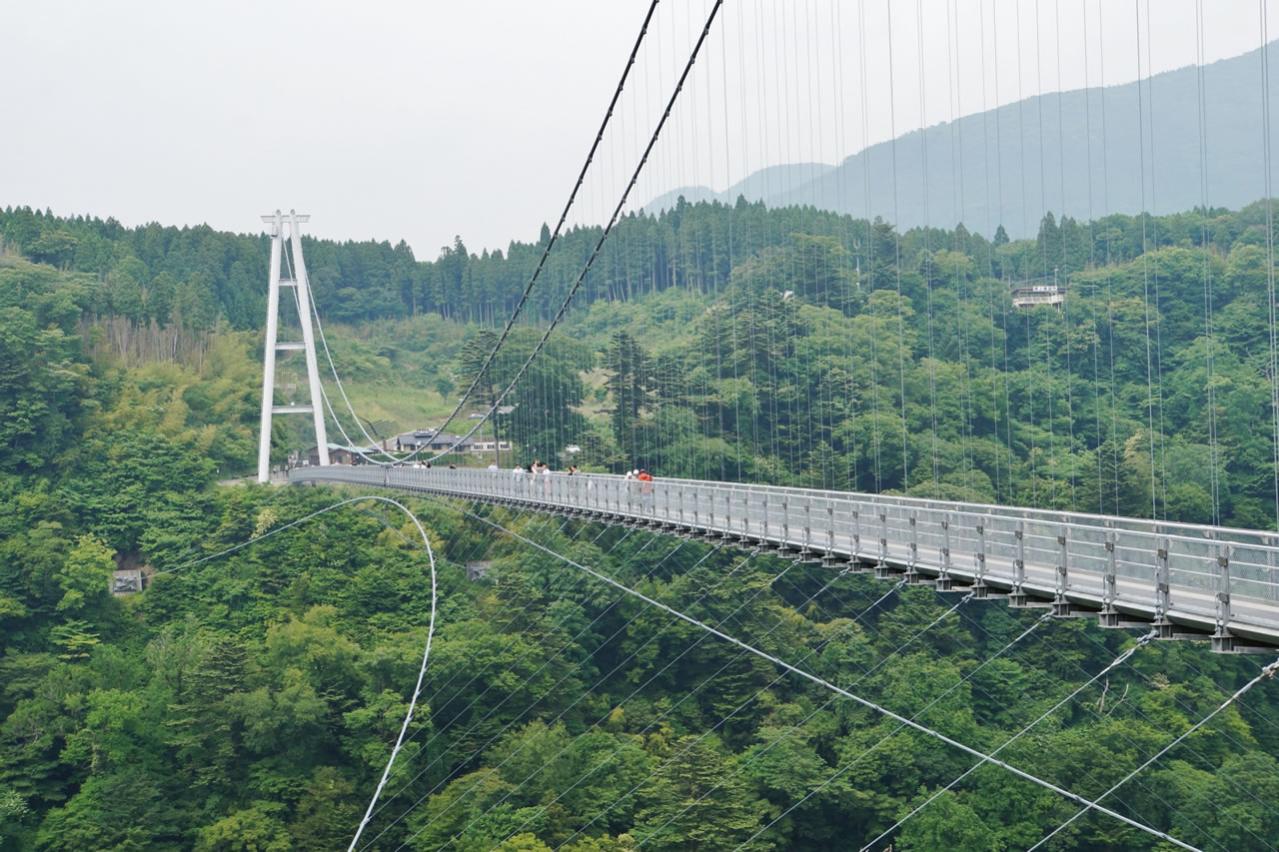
[855,631,1201,852]
[396,0,663,465]
[551,576,909,849]
[640,591,984,850]
[459,512,1191,849]
[357,530,674,840]
[1026,658,1279,851]
[406,0,725,467]
[733,610,1054,852]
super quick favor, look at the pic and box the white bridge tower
[258,210,329,483]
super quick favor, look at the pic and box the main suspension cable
[147,495,438,852]
[401,0,662,463]
[408,0,724,466]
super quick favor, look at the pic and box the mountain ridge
[645,42,1279,237]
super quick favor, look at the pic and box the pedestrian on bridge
[637,469,653,513]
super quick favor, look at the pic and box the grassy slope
[286,288,714,442]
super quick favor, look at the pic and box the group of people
[481,461,652,485]
[508,459,549,476]
[396,458,668,516]
[495,462,651,480]
[473,461,658,507]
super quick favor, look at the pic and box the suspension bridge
[213,0,1279,848]
[292,464,1279,651]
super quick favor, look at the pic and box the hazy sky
[2,0,1272,258]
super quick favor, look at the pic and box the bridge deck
[291,466,1279,649]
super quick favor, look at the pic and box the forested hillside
[541,198,1279,531]
[9,198,1279,530]
[0,193,1228,326]
[4,201,1279,849]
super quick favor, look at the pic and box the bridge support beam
[297,467,1279,648]
[1008,521,1044,608]
[1098,525,1123,627]
[1052,524,1085,617]
[933,515,953,591]
[1151,536,1190,639]
[846,507,870,573]
[874,512,892,578]
[1213,543,1237,652]
[821,505,845,567]
[1007,521,1027,606]
[903,511,928,585]
[971,517,992,598]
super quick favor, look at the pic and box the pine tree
[632,736,767,851]
[604,331,653,466]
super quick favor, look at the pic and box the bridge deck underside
[291,466,1279,649]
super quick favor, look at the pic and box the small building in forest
[1011,271,1065,309]
[112,568,145,596]
[395,429,475,454]
[305,444,360,466]
[469,439,512,453]
[111,552,152,596]
[1011,283,1066,309]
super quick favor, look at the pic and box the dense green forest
[10,198,1279,528]
[3,201,1279,849]
[552,198,1279,530]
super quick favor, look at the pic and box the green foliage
[5,200,1279,850]
[604,331,654,464]
[48,619,100,662]
[13,197,1279,522]
[632,735,766,850]
[0,783,30,844]
[896,790,1001,851]
[53,536,113,615]
[194,803,292,852]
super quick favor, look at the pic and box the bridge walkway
[291,465,1279,649]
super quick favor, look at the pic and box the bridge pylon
[257,210,329,483]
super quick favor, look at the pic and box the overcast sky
[1,0,1272,258]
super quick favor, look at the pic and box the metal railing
[291,465,1279,645]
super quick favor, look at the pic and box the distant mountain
[643,162,835,216]
[644,43,1279,238]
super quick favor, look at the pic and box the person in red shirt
[637,469,654,513]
